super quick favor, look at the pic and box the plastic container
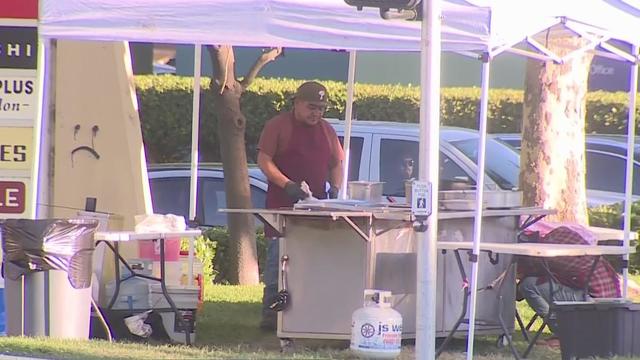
[556,301,640,359]
[104,277,152,311]
[350,289,402,359]
[138,238,181,262]
[348,181,384,203]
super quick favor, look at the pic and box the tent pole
[188,44,202,222]
[416,0,441,359]
[341,50,357,199]
[622,45,638,299]
[465,58,491,360]
[35,38,53,219]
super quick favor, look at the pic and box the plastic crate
[555,301,640,360]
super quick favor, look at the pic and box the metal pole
[341,50,357,199]
[622,45,638,298]
[465,59,491,360]
[34,38,52,219]
[416,1,441,359]
[189,44,202,222]
[188,44,202,285]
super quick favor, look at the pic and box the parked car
[494,133,640,206]
[148,163,267,227]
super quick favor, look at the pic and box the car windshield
[448,138,520,190]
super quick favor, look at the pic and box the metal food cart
[225,203,553,340]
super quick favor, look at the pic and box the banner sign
[0,180,26,213]
[0,0,38,218]
[0,1,38,20]
[0,27,38,69]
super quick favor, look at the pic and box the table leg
[436,250,468,357]
[158,238,192,345]
[495,261,521,359]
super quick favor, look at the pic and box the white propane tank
[350,289,403,359]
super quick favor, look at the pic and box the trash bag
[1,219,98,289]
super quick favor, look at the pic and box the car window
[201,178,267,226]
[440,153,476,189]
[201,178,227,226]
[448,138,520,190]
[149,177,190,220]
[379,139,419,196]
[339,136,364,181]
[586,151,640,195]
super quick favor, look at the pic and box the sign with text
[0,0,38,219]
[0,180,26,214]
[0,75,37,120]
[0,127,32,170]
[0,0,38,19]
[411,181,432,218]
[0,27,37,69]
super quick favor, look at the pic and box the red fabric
[518,226,620,298]
[261,113,334,237]
[0,0,38,19]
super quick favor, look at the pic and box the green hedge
[135,76,640,164]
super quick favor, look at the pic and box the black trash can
[0,219,98,339]
[556,301,640,360]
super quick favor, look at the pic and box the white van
[328,119,521,201]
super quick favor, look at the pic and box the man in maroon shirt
[257,81,344,330]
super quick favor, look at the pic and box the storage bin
[138,238,181,262]
[555,301,640,360]
[104,277,151,311]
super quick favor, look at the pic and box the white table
[94,229,201,344]
[437,241,633,257]
[435,241,635,359]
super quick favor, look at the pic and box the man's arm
[329,160,344,192]
[257,151,290,188]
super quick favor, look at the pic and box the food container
[348,181,384,203]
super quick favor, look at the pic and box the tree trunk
[521,35,594,224]
[208,46,258,285]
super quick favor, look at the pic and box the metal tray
[439,190,522,209]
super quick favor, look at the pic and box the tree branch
[240,47,283,90]
[206,45,235,93]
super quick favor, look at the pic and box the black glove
[284,181,307,201]
[328,185,339,199]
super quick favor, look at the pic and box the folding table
[94,229,201,344]
[436,241,633,359]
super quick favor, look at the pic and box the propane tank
[350,289,403,359]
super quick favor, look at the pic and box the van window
[379,139,419,196]
[339,136,364,181]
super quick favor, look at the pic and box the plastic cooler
[556,301,640,359]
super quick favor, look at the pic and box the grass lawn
[0,276,639,359]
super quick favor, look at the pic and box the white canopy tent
[38,0,640,358]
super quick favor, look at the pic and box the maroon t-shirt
[258,112,343,237]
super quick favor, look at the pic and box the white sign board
[411,181,432,217]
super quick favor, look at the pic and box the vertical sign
[0,0,39,219]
